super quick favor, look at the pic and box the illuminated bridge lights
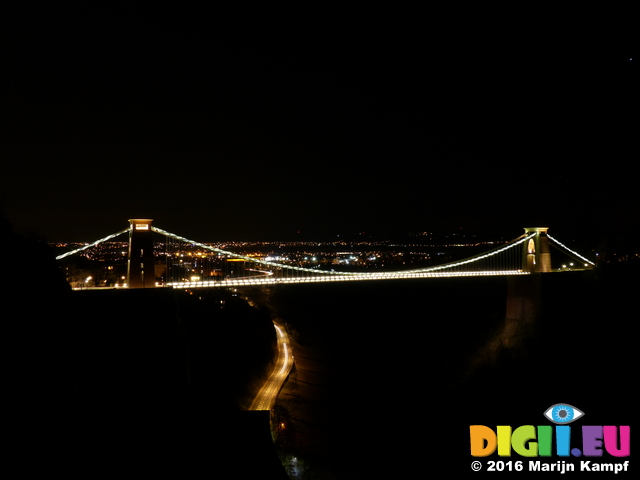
[547,234,596,267]
[152,227,537,277]
[55,228,130,260]
[54,223,596,287]
[165,270,530,288]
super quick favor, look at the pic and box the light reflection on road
[249,321,294,411]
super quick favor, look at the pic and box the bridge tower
[522,227,552,273]
[127,218,156,288]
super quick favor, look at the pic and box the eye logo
[544,403,584,424]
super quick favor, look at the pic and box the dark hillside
[3,213,279,475]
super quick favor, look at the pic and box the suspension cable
[151,226,357,276]
[547,234,596,266]
[55,226,595,282]
[153,226,535,277]
[399,232,536,274]
[55,228,130,260]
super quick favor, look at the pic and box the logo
[470,404,629,457]
[468,404,630,473]
[543,403,584,425]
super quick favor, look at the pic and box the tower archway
[522,227,552,272]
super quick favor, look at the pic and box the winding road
[249,322,294,410]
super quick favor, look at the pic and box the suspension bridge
[55,219,595,289]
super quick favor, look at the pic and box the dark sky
[2,6,638,242]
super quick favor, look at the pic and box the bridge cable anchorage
[55,228,130,260]
[546,234,596,267]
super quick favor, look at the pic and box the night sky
[2,6,638,243]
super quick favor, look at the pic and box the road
[249,321,294,410]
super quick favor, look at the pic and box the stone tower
[126,218,156,288]
[522,227,552,273]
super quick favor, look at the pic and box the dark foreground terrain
[5,225,288,477]
[244,264,637,478]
